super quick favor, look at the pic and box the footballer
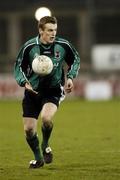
[14,16,80,168]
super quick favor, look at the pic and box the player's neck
[40,37,48,45]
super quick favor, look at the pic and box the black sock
[26,133,42,161]
[41,123,53,151]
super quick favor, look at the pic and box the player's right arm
[14,46,38,94]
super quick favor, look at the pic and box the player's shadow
[46,163,80,171]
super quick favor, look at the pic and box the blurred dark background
[0,0,120,99]
[0,0,120,73]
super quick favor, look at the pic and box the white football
[32,55,53,76]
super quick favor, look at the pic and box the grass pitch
[0,99,120,180]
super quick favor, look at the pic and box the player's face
[39,23,57,44]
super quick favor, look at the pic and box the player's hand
[65,78,74,93]
[25,82,38,94]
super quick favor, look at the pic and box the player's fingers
[27,89,38,94]
[32,90,38,94]
[25,82,38,94]
[65,87,72,93]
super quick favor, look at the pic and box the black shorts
[22,86,65,119]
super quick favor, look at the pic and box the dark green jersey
[14,35,80,91]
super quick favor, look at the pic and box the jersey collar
[36,35,40,45]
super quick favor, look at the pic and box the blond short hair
[38,16,57,30]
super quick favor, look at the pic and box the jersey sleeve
[65,42,80,80]
[14,45,29,87]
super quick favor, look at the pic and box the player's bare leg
[41,102,57,163]
[23,117,44,168]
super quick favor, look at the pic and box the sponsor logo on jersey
[43,51,51,54]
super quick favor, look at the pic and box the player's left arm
[65,43,80,93]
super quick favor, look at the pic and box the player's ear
[39,28,43,35]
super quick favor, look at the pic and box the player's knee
[41,114,52,127]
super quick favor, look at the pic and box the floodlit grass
[0,99,120,180]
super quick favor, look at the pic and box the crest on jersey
[55,51,60,60]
